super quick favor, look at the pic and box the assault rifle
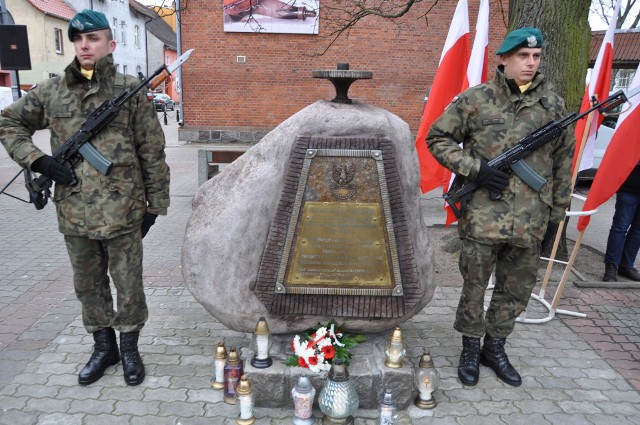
[0,49,193,210]
[443,84,640,219]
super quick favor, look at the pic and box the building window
[115,64,120,72]
[54,28,63,54]
[615,69,635,90]
[120,21,126,45]
[112,18,118,42]
[123,65,128,75]
[134,25,140,48]
[136,65,142,75]
[165,56,170,65]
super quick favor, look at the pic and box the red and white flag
[573,0,620,173]
[443,0,490,226]
[414,0,470,194]
[577,63,640,232]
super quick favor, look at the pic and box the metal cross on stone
[312,63,373,104]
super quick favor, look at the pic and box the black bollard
[163,108,168,125]
[176,108,180,123]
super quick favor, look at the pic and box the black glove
[475,160,509,192]
[541,221,559,253]
[141,212,157,239]
[31,155,74,185]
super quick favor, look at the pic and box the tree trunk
[509,0,591,260]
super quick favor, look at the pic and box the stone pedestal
[240,333,416,409]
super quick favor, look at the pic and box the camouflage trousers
[454,238,540,338]
[64,230,147,334]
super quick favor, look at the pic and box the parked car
[0,87,27,112]
[577,115,617,182]
[153,93,175,111]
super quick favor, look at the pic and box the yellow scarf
[80,67,94,80]
[519,82,532,93]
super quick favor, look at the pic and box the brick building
[178,0,509,143]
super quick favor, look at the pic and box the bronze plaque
[274,148,403,297]
[285,202,393,293]
[256,136,421,318]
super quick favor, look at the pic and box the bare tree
[316,0,591,109]
[591,0,640,28]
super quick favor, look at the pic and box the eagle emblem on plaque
[330,162,357,200]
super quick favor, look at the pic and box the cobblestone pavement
[0,115,639,424]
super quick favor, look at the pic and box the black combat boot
[78,327,120,385]
[603,263,617,282]
[480,334,521,387]
[120,331,145,386]
[618,266,640,282]
[458,336,481,386]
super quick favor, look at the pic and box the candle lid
[327,358,349,382]
[254,317,270,335]
[295,374,313,393]
[418,350,434,368]
[236,375,253,395]
[227,347,241,365]
[381,389,394,406]
[214,341,227,359]
[390,327,403,342]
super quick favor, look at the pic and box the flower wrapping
[284,320,366,373]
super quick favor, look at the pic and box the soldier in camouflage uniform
[0,10,170,386]
[427,28,574,387]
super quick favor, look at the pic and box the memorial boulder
[182,99,435,334]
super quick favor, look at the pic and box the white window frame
[134,25,140,48]
[112,18,118,42]
[120,21,126,45]
[54,28,63,54]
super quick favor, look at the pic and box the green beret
[496,27,543,55]
[68,9,110,41]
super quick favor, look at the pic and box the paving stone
[112,400,161,416]
[498,413,552,425]
[67,398,115,415]
[514,399,562,415]
[586,414,638,425]
[0,409,39,425]
[544,413,595,425]
[37,412,84,425]
[144,387,188,402]
[157,400,206,417]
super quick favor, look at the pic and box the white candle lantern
[384,327,406,368]
[250,317,273,368]
[318,359,359,425]
[378,388,396,425]
[413,350,439,409]
[210,341,227,390]
[291,373,316,425]
[234,375,256,425]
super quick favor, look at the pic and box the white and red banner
[573,0,620,173]
[443,0,490,226]
[414,0,470,194]
[577,63,640,232]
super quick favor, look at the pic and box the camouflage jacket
[0,55,170,239]
[427,66,574,247]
